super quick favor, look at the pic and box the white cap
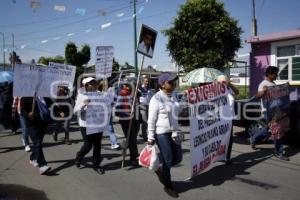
[82,77,95,85]
[217,75,229,83]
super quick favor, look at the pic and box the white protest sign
[95,46,114,79]
[187,82,233,178]
[13,63,76,97]
[86,91,112,135]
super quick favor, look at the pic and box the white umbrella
[183,67,224,85]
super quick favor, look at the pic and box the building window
[277,45,296,57]
[276,56,300,81]
[277,59,289,80]
[292,56,300,80]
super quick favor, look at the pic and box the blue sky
[1,0,300,71]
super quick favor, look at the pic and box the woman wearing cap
[73,77,105,174]
[147,73,182,198]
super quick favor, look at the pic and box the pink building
[246,29,300,96]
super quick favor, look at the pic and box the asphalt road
[1,122,300,200]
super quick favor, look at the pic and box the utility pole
[252,0,257,36]
[0,32,5,70]
[12,33,15,70]
[133,0,138,75]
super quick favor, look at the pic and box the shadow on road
[173,146,299,194]
[0,184,49,200]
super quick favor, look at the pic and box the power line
[0,2,130,28]
[15,8,175,45]
[11,8,176,51]
[14,3,142,38]
[257,0,266,20]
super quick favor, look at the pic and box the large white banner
[187,82,233,178]
[13,63,76,97]
[85,91,112,135]
[95,46,114,79]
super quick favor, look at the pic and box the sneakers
[130,160,139,167]
[249,137,256,150]
[64,138,71,145]
[93,166,105,174]
[274,153,290,161]
[25,145,31,152]
[111,144,120,150]
[29,160,38,167]
[39,165,51,175]
[164,187,179,198]
[75,160,81,168]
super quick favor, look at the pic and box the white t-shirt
[258,79,276,112]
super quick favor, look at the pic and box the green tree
[37,56,48,65]
[65,42,91,78]
[52,55,65,64]
[38,56,65,65]
[163,0,242,72]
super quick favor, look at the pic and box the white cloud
[101,22,112,29]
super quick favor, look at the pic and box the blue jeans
[19,114,29,146]
[108,115,117,145]
[274,139,283,155]
[156,133,182,188]
[28,126,47,167]
[251,113,269,144]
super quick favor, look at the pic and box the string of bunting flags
[4,0,151,53]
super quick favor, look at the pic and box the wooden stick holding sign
[121,24,157,168]
[121,55,145,168]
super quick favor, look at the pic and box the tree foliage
[163,0,242,72]
[37,56,65,65]
[65,42,91,78]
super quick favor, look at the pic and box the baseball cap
[216,75,229,83]
[158,73,178,86]
[82,77,95,85]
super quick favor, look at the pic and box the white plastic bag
[139,145,160,171]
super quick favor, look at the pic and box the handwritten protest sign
[187,82,233,178]
[95,46,114,79]
[13,63,76,97]
[85,91,112,135]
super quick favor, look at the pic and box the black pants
[119,119,140,161]
[54,120,70,139]
[76,127,103,167]
[226,128,233,161]
[28,125,47,167]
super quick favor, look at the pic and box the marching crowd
[0,66,291,198]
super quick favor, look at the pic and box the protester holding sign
[147,73,182,198]
[217,75,239,165]
[21,96,52,175]
[73,77,105,174]
[117,83,140,167]
[251,66,289,161]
